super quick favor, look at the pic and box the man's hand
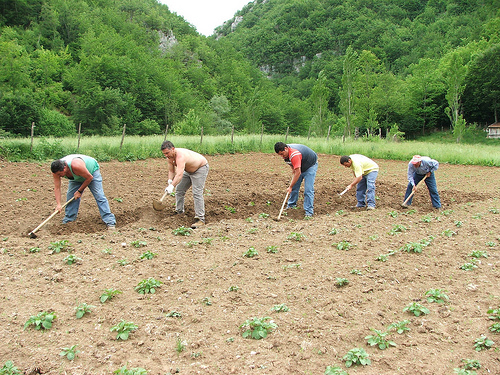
[166,184,174,194]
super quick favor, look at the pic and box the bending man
[51,154,116,230]
[161,141,209,229]
[401,155,441,209]
[274,142,318,218]
[340,154,379,210]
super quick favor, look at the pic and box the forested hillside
[1,0,499,140]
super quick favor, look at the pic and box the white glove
[166,184,174,194]
[168,179,173,185]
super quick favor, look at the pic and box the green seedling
[139,250,157,260]
[266,245,278,253]
[460,261,478,271]
[110,320,138,340]
[376,254,388,262]
[224,205,236,213]
[442,229,457,237]
[454,369,477,375]
[365,329,396,350]
[342,347,371,367]
[247,228,259,234]
[388,320,411,334]
[388,211,398,217]
[166,311,182,318]
[102,248,113,255]
[245,217,254,222]
[113,365,148,375]
[271,303,289,312]
[130,240,147,248]
[0,361,22,375]
[368,234,378,240]
[175,337,186,353]
[335,210,344,216]
[487,307,500,320]
[48,240,72,254]
[243,247,258,258]
[64,254,81,265]
[24,311,56,330]
[75,303,95,319]
[350,269,362,275]
[333,240,353,250]
[228,285,239,292]
[240,317,277,340]
[117,259,129,266]
[100,288,122,303]
[287,232,305,241]
[135,278,162,294]
[29,247,41,253]
[489,323,500,332]
[425,289,449,303]
[172,226,192,236]
[403,302,430,316]
[462,359,481,370]
[202,297,212,306]
[335,278,349,287]
[324,366,348,375]
[329,228,339,235]
[486,241,496,247]
[473,335,494,351]
[389,224,407,235]
[60,345,80,360]
[400,242,425,253]
[455,220,463,227]
[421,214,432,223]
[469,250,488,258]
[489,208,499,214]
[258,213,270,218]
[114,197,123,202]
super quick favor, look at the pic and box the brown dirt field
[0,153,499,375]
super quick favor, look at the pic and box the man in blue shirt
[401,155,441,209]
[275,142,318,217]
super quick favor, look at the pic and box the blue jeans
[356,171,378,208]
[404,172,441,208]
[64,169,116,226]
[287,162,317,216]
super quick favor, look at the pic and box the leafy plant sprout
[455,220,464,227]
[287,232,305,241]
[130,240,147,248]
[329,228,339,235]
[139,250,157,260]
[48,239,72,254]
[100,288,122,303]
[350,269,362,275]
[400,242,425,253]
[489,322,500,333]
[135,278,162,294]
[403,302,430,316]
[376,254,388,262]
[333,240,353,250]
[228,285,239,292]
[469,250,488,258]
[60,344,80,360]
[389,224,407,235]
[335,278,349,287]
[342,347,371,367]
[488,208,499,214]
[117,259,129,266]
[247,227,259,234]
[473,335,494,351]
[266,245,278,253]
[271,303,289,312]
[240,317,277,340]
[63,254,81,265]
[442,228,457,237]
[224,205,236,213]
[0,361,22,375]
[258,213,270,218]
[388,320,411,334]
[365,328,396,350]
[245,217,254,222]
[324,366,348,375]
[388,210,398,217]
[29,246,41,253]
[462,359,481,370]
[487,306,500,320]
[243,247,258,258]
[166,311,182,318]
[172,226,192,236]
[24,311,56,330]
[453,369,478,375]
[175,337,186,353]
[75,302,95,319]
[485,241,496,247]
[425,289,449,303]
[110,320,138,340]
[202,297,212,306]
[421,214,433,223]
[460,260,478,271]
[113,365,148,375]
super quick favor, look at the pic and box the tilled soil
[0,153,499,375]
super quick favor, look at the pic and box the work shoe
[191,218,205,229]
[351,205,365,209]
[400,203,409,208]
[174,210,185,215]
[366,206,375,210]
[107,225,116,231]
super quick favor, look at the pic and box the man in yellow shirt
[340,154,379,210]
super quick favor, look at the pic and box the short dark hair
[161,140,175,150]
[340,155,351,164]
[274,142,287,153]
[51,159,66,173]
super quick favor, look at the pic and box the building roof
[488,122,500,128]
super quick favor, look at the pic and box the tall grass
[0,134,499,166]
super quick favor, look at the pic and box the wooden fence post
[30,122,35,152]
[164,123,169,141]
[285,126,289,142]
[200,126,203,145]
[327,125,331,141]
[260,123,264,145]
[120,123,126,150]
[77,123,82,150]
[231,125,234,144]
